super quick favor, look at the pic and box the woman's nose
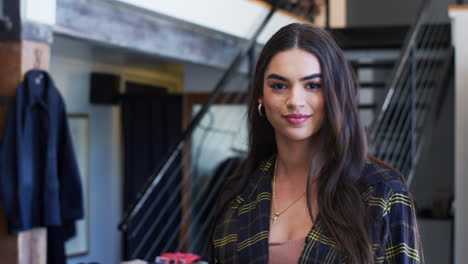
[286,85,306,109]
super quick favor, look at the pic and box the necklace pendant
[272,213,279,223]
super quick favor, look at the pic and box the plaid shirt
[211,157,421,264]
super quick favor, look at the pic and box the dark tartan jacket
[210,156,421,264]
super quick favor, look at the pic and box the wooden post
[0,40,50,264]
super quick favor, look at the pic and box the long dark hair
[250,23,371,263]
[212,23,372,263]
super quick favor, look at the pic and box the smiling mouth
[283,114,312,125]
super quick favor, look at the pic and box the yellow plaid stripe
[307,229,336,247]
[375,243,420,263]
[367,191,412,217]
[213,234,238,248]
[223,200,239,224]
[382,193,413,217]
[373,243,381,251]
[300,231,320,263]
[238,192,271,215]
[258,160,273,171]
[361,186,374,201]
[237,231,269,252]
[324,246,337,264]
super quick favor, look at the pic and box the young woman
[209,23,422,264]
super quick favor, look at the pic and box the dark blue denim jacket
[0,70,83,234]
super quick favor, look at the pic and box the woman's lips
[283,114,311,125]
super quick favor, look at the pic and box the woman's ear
[258,97,263,105]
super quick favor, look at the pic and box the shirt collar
[236,155,275,203]
[23,70,53,107]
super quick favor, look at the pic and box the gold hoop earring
[258,104,264,117]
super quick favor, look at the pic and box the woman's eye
[306,82,322,90]
[270,83,287,90]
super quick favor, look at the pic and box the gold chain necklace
[272,158,307,224]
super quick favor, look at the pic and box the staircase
[369,15,453,185]
[118,0,453,261]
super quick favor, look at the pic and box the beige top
[268,237,306,264]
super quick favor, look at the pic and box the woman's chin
[278,131,317,142]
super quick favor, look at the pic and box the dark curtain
[121,83,182,260]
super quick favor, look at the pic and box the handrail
[407,47,454,186]
[367,0,453,187]
[369,0,430,142]
[119,1,279,232]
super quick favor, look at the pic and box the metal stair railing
[118,1,284,260]
[368,0,454,186]
[117,0,335,258]
[118,0,334,258]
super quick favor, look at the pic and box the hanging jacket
[0,70,83,260]
[210,156,421,263]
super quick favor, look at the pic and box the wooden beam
[0,40,50,264]
[449,5,468,11]
[55,0,243,70]
[0,204,19,264]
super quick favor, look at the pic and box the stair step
[350,61,395,69]
[359,82,386,88]
[330,26,408,50]
[358,104,377,109]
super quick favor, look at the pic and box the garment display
[0,70,84,264]
[210,156,421,263]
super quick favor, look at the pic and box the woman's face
[259,48,325,142]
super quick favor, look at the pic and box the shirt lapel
[235,156,275,264]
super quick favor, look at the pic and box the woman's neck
[275,134,317,183]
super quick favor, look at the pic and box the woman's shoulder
[358,158,416,225]
[358,157,409,197]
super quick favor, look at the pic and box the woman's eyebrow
[299,73,323,81]
[266,73,323,82]
[266,73,289,82]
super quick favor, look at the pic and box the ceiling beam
[55,0,246,69]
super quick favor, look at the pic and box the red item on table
[159,253,201,264]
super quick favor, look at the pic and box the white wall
[115,0,311,44]
[184,63,249,93]
[22,0,56,25]
[449,7,468,264]
[50,39,123,264]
